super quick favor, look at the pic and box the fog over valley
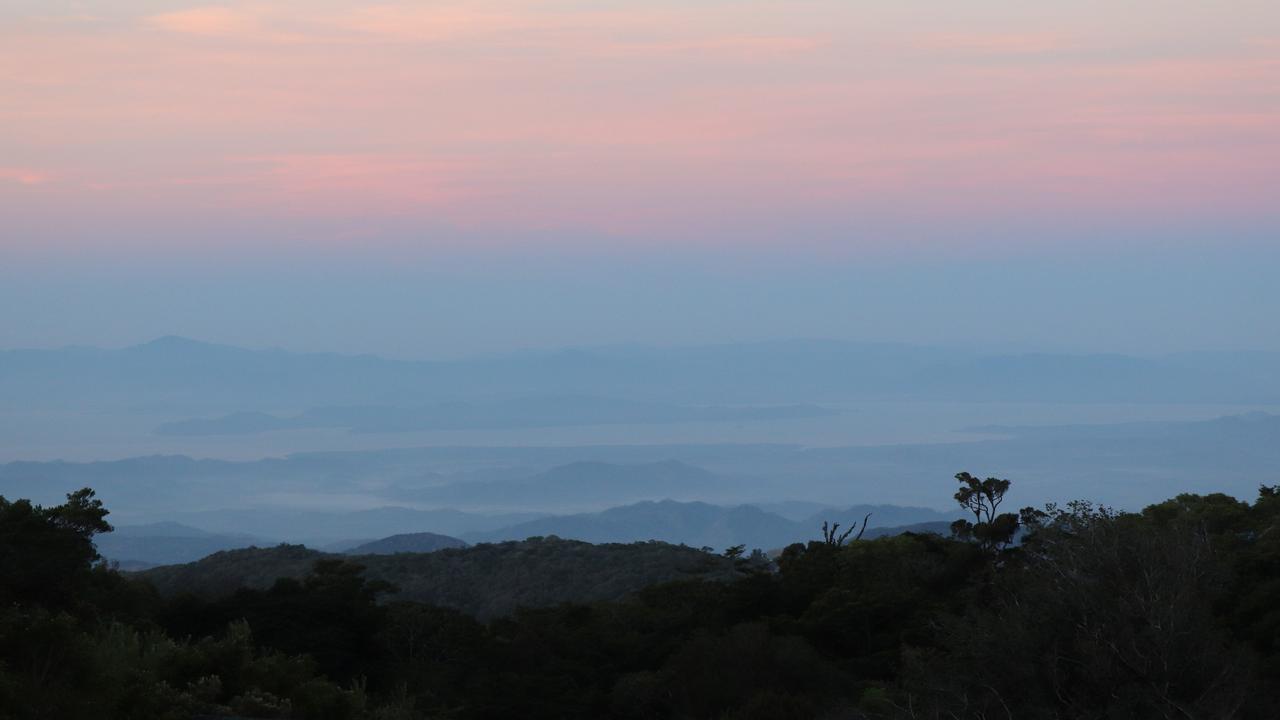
[4,336,1279,569]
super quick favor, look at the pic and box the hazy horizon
[4,245,1280,358]
[8,329,1280,361]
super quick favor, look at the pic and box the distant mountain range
[0,457,750,518]
[402,460,728,511]
[10,413,1280,529]
[462,499,958,550]
[93,497,958,568]
[466,500,804,548]
[94,491,962,566]
[5,336,1278,413]
[158,506,547,542]
[95,522,266,568]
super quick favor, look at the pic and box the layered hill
[465,499,959,550]
[95,522,265,568]
[405,460,727,510]
[466,499,802,548]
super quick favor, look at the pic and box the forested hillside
[5,475,1280,718]
[141,537,739,619]
[344,532,467,555]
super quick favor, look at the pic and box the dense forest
[4,474,1280,719]
[139,538,742,620]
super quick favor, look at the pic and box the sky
[2,1,1278,357]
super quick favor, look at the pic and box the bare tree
[821,513,871,547]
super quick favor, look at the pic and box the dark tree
[0,488,112,609]
[949,472,1019,553]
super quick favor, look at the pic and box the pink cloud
[146,7,265,38]
[139,1,824,57]
[144,2,536,40]
[913,31,1064,55]
[337,5,526,41]
[223,154,460,216]
[140,3,581,45]
[0,167,49,186]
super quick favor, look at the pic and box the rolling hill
[137,538,741,619]
[344,532,467,555]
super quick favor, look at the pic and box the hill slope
[345,532,467,555]
[138,538,739,619]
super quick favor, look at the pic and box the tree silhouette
[0,487,112,609]
[820,514,870,547]
[949,472,1020,553]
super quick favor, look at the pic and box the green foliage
[8,478,1280,718]
[0,491,365,720]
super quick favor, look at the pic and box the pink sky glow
[3,0,1279,256]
